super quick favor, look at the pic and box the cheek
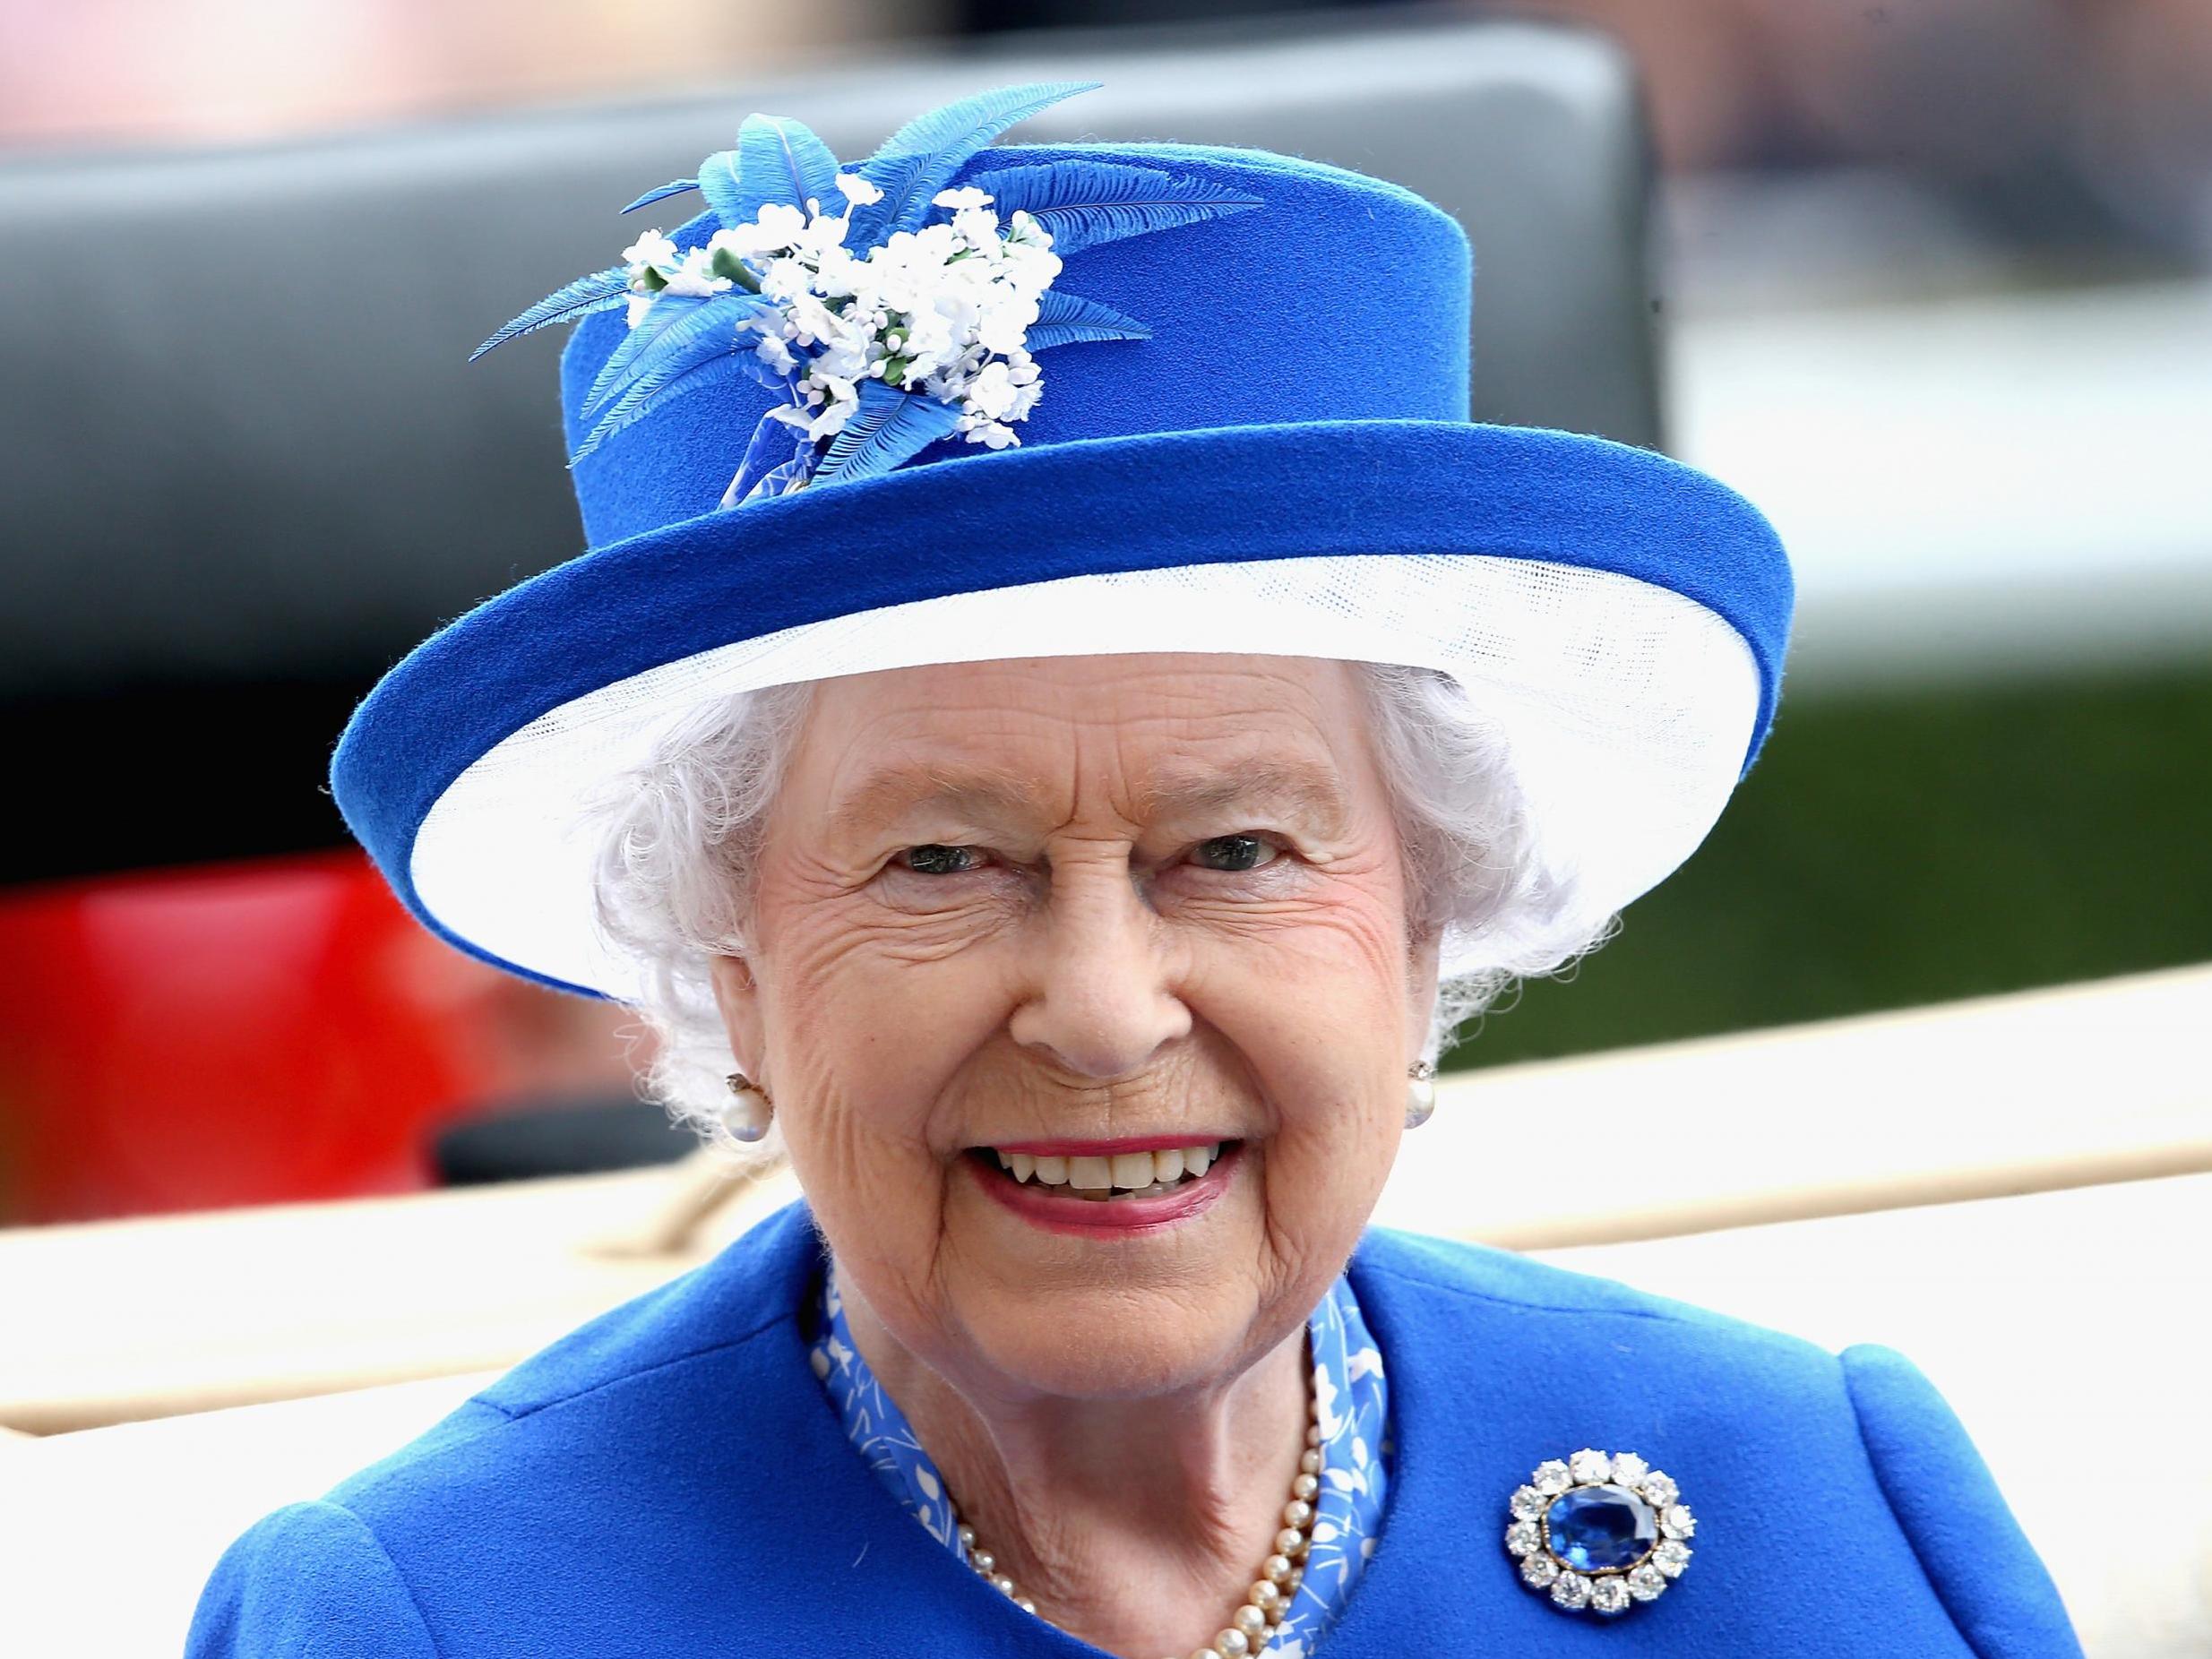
[1180,888,1414,1209]
[1183,860,1414,1047]
[750,877,1020,1270]
[756,929,1008,1336]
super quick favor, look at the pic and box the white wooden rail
[2,964,2206,1655]
[1,962,2203,1435]
[4,1174,2204,1655]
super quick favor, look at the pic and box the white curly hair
[589,662,1610,1148]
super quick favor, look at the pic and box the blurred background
[4,10,2210,1654]
[1,0,2208,1225]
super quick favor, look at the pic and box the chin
[951,1281,1272,1402]
[934,1154,1295,1398]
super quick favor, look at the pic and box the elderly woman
[191,86,2080,1658]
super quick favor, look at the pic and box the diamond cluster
[1502,1448,1695,1618]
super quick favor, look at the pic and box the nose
[1007,855,1192,1079]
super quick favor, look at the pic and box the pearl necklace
[951,1366,1325,1659]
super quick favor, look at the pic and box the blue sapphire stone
[1545,1483,1659,1573]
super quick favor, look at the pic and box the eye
[1188,833,1278,873]
[899,843,983,876]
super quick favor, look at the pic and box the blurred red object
[0,850,625,1223]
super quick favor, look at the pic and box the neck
[834,1268,1311,1659]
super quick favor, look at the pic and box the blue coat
[187,1202,2081,1656]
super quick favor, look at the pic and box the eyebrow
[825,755,1353,840]
[826,764,1051,841]
[1136,758,1353,834]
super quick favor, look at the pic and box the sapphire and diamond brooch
[1504,1448,1695,1617]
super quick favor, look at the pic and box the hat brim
[335,419,1790,999]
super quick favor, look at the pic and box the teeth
[993,1144,1226,1193]
[1109,1151,1154,1190]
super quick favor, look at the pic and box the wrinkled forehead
[783,654,1385,839]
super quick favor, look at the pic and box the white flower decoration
[619,228,678,272]
[835,171,883,207]
[657,245,733,297]
[633,183,1064,450]
[747,326,798,376]
[476,82,1258,497]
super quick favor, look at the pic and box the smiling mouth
[970,1142,1236,1202]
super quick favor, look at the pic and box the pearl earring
[722,1071,774,1143]
[1405,1060,1437,1130]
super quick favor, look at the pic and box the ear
[709,953,768,1080]
[1404,924,1443,1062]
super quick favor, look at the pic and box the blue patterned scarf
[809,1268,1391,1655]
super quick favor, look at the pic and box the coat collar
[673,1205,1485,1654]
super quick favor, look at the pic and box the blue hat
[332,82,1792,999]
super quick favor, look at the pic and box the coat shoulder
[189,1203,835,1658]
[185,1500,441,1659]
[323,1200,818,1517]
[1352,1224,1838,1378]
[1350,1226,2083,1659]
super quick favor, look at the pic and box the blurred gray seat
[0,13,1655,876]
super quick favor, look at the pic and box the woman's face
[714,654,1435,1403]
